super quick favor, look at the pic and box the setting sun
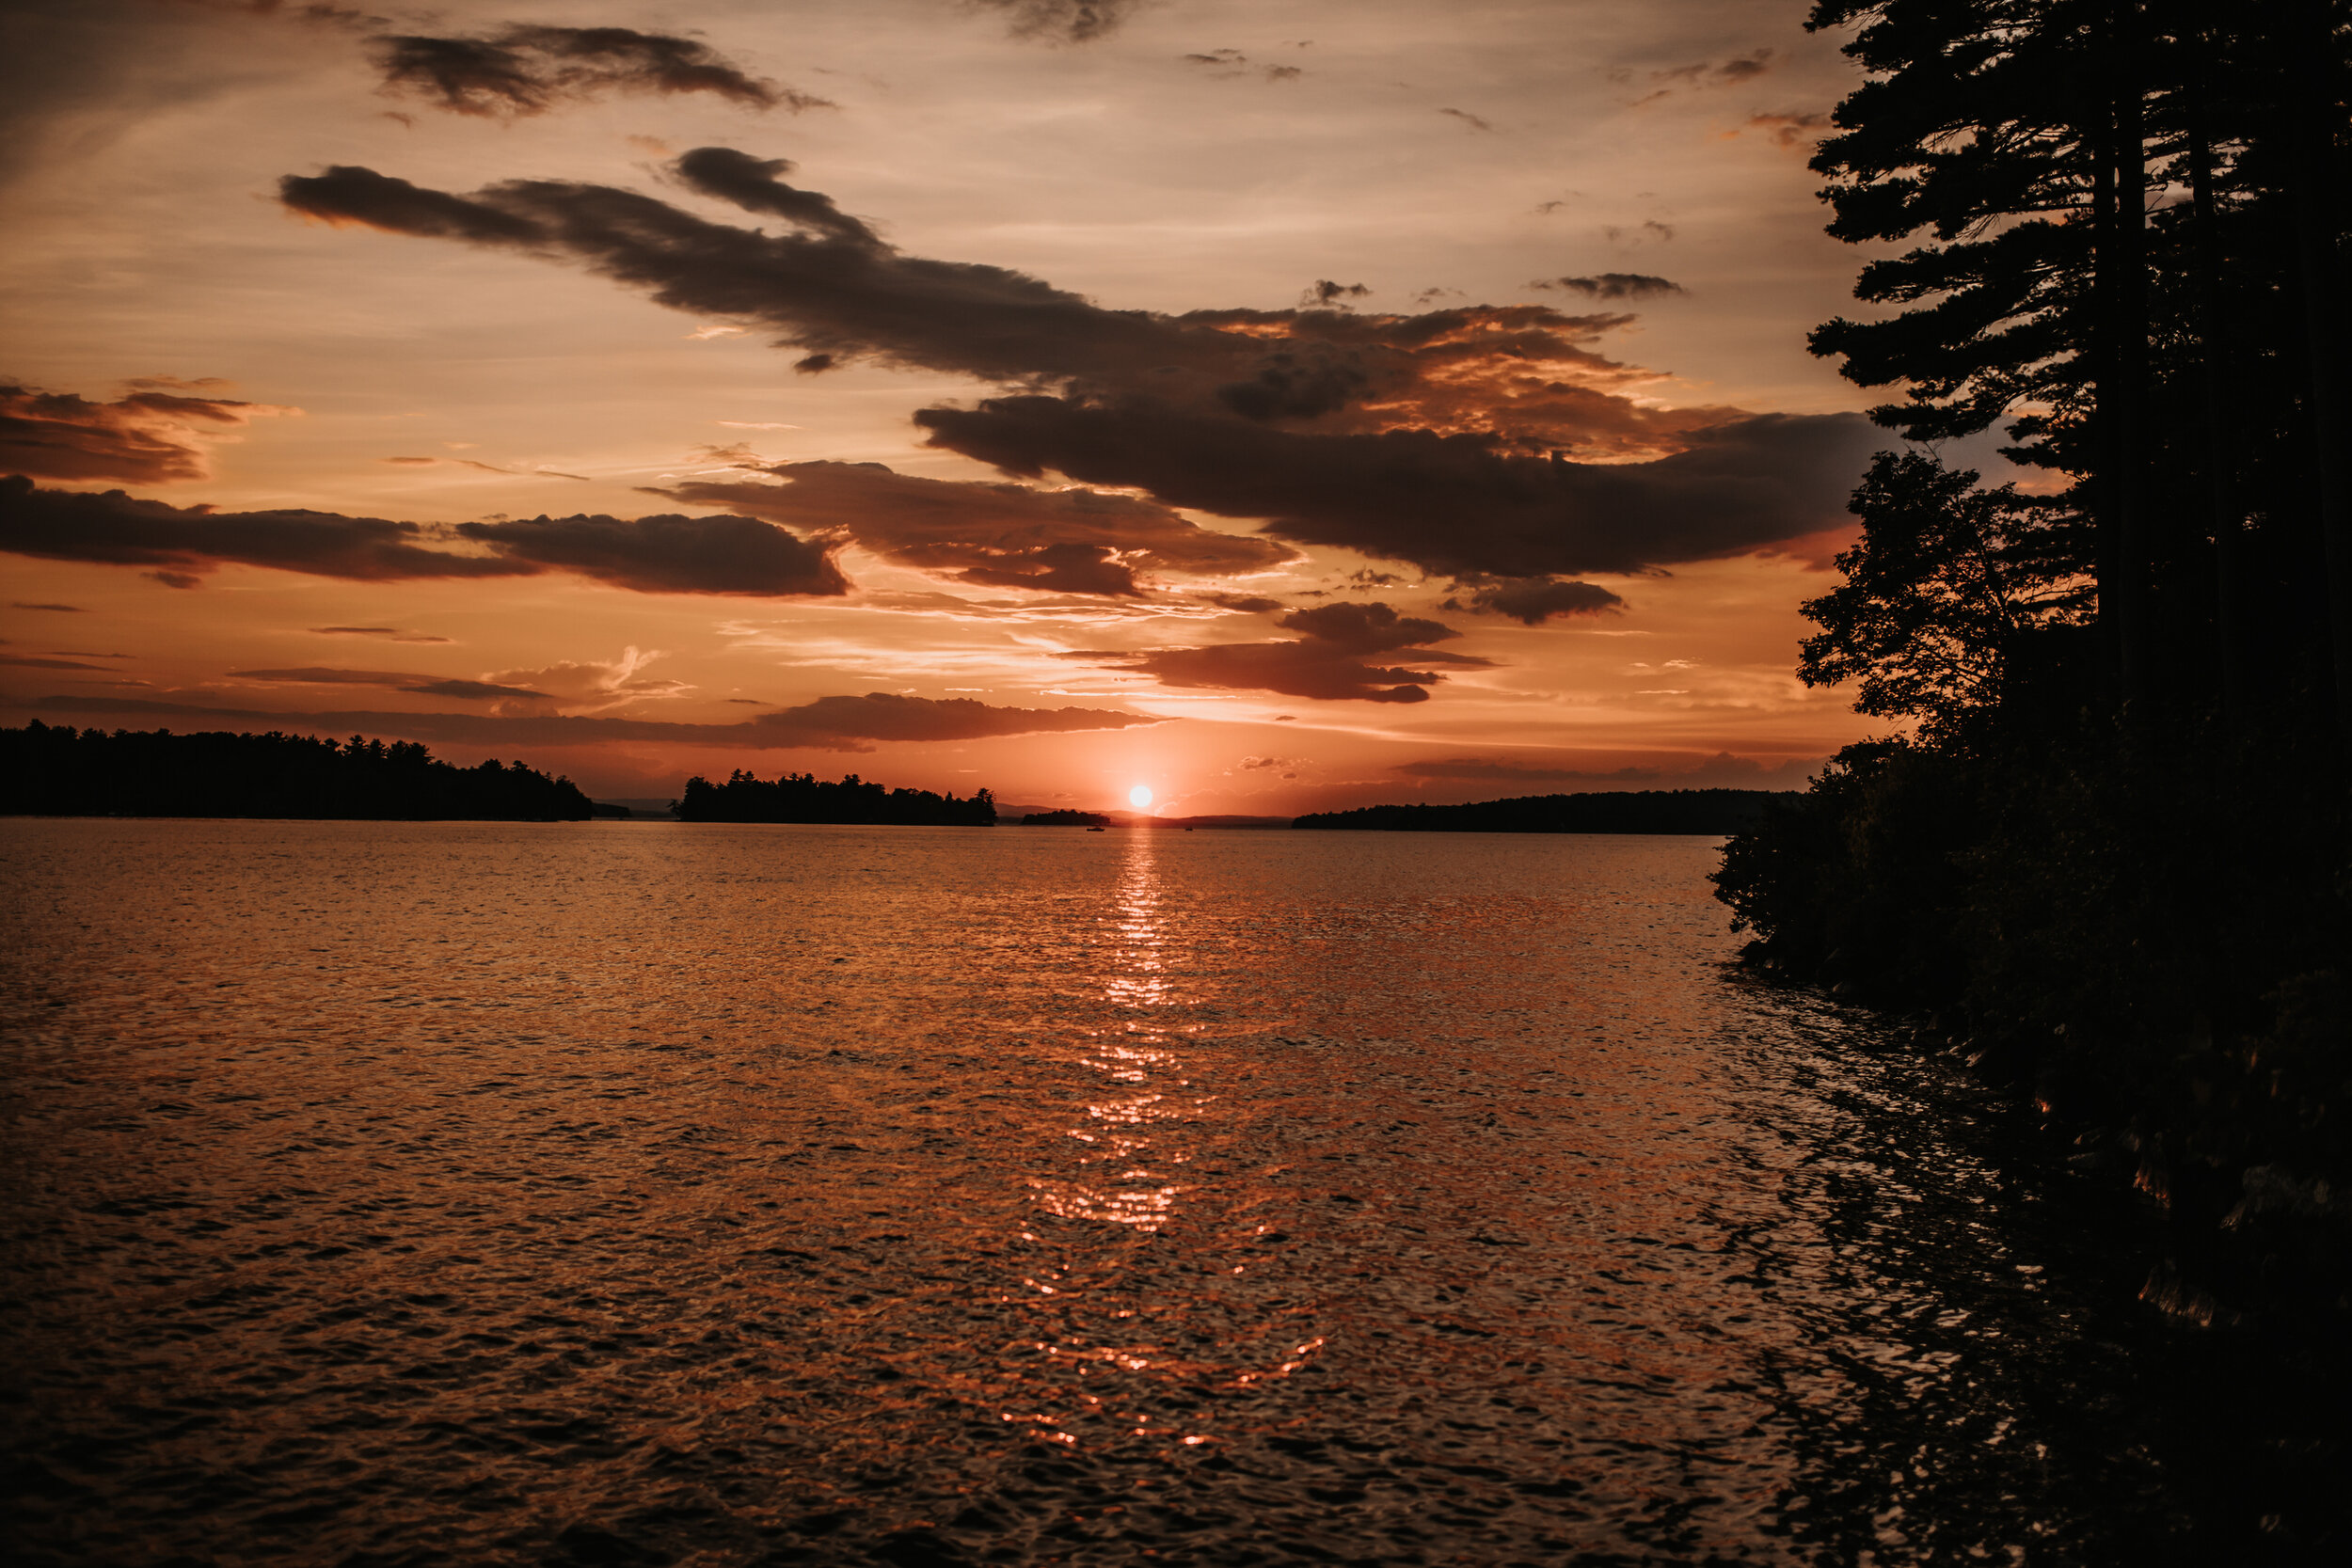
[1128,784,1153,810]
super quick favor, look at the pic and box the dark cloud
[0,478,849,596]
[1742,111,1831,149]
[230,667,552,701]
[14,690,1157,753]
[279,157,1205,384]
[11,601,85,611]
[371,25,825,119]
[672,148,880,247]
[1650,50,1774,87]
[1073,600,1489,705]
[2,383,296,484]
[0,654,110,671]
[914,397,1882,580]
[651,459,1291,596]
[274,152,1683,454]
[1715,51,1775,83]
[968,1,1144,43]
[1300,279,1370,309]
[1195,591,1286,612]
[453,510,848,596]
[1603,220,1677,245]
[1533,273,1683,300]
[313,626,453,643]
[1438,107,1495,133]
[1442,577,1625,625]
[1180,49,1305,84]
[275,150,1886,578]
[149,1,372,20]
[385,455,590,481]
[0,476,535,583]
[282,165,547,243]
[403,678,549,701]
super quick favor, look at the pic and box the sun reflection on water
[1028,832,1195,1233]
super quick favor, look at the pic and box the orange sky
[0,0,1942,812]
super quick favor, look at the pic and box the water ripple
[0,820,2327,1564]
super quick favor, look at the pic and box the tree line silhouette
[1714,1,2349,1319]
[1,721,595,819]
[1295,789,1785,834]
[670,769,996,825]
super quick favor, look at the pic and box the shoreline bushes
[670,769,994,826]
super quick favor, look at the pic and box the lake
[0,820,2330,1564]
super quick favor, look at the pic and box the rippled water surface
[0,820,2321,1565]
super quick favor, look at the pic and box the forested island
[0,721,595,819]
[670,769,996,825]
[1714,4,2349,1317]
[1022,809,1111,826]
[1294,789,1787,834]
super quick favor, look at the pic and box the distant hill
[1021,809,1111,826]
[1,721,594,820]
[1291,789,1793,834]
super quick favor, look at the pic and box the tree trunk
[2284,0,2351,747]
[2185,47,2247,721]
[2100,1,2151,713]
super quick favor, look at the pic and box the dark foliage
[1722,0,2352,1323]
[671,770,995,826]
[1021,809,1111,825]
[0,721,593,820]
[1294,789,1788,834]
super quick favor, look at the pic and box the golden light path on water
[1019,832,1330,1450]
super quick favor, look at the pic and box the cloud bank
[1442,577,1624,626]
[967,1,1144,43]
[1073,601,1490,704]
[14,689,1157,753]
[274,149,1879,616]
[229,667,552,701]
[652,459,1292,597]
[2,383,297,484]
[371,24,827,118]
[0,478,848,595]
[454,510,848,596]
[915,399,1879,580]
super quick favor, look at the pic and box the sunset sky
[0,0,1949,813]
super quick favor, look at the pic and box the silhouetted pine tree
[1719,1,2352,1313]
[1804,0,2347,728]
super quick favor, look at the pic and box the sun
[1128,784,1153,809]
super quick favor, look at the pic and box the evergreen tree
[1803,0,2348,728]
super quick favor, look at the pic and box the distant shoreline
[1293,788,1794,835]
